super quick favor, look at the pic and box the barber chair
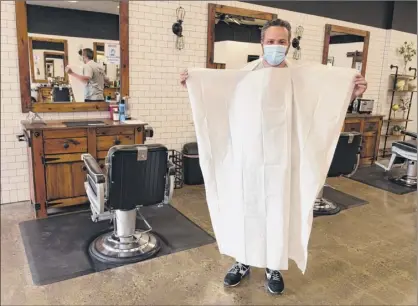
[52,86,71,102]
[375,131,417,188]
[81,144,175,264]
[314,132,362,216]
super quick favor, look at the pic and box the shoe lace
[229,262,243,274]
[270,270,282,281]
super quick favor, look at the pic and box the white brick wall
[1,1,417,204]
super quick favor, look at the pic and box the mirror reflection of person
[65,48,109,102]
[179,19,367,296]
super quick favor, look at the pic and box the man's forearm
[69,72,90,82]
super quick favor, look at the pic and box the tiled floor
[1,177,416,305]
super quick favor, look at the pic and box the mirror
[16,1,129,113]
[29,37,67,84]
[207,4,277,69]
[322,24,370,77]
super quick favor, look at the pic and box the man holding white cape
[180,19,367,295]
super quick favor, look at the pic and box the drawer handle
[114,138,121,145]
[63,142,69,149]
[82,165,87,171]
[67,139,80,145]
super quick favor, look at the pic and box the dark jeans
[84,99,105,102]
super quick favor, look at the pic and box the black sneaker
[265,268,284,295]
[223,262,250,287]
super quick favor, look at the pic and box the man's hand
[351,74,367,101]
[180,69,188,88]
[65,66,73,75]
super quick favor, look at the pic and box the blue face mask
[263,45,287,66]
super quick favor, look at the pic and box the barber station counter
[19,118,148,218]
[342,114,384,166]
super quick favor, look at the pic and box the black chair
[82,143,175,264]
[375,130,417,187]
[52,86,71,102]
[314,132,362,216]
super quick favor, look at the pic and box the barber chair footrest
[313,198,341,217]
[89,230,161,264]
[389,175,417,188]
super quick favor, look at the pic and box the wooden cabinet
[20,119,147,218]
[104,87,119,100]
[342,115,383,166]
[37,87,52,103]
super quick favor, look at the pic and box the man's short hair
[82,48,94,60]
[261,19,292,42]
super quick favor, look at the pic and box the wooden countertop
[345,113,384,118]
[21,118,147,130]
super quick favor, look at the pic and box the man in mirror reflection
[180,18,367,295]
[65,48,109,102]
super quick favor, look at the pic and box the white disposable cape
[186,63,356,273]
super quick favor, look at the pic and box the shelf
[388,90,417,93]
[381,134,405,138]
[383,119,412,122]
[390,74,415,79]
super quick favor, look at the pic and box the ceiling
[26,1,119,15]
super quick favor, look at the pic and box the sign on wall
[105,43,120,64]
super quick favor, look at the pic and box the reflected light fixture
[68,1,78,3]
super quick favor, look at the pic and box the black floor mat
[19,205,215,286]
[349,165,416,195]
[321,186,368,212]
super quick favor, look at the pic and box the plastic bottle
[119,99,126,122]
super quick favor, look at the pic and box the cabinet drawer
[97,151,108,159]
[363,121,378,132]
[344,122,361,133]
[97,135,134,151]
[44,137,88,154]
[43,129,87,139]
[96,127,134,136]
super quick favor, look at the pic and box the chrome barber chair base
[390,175,417,188]
[89,230,161,264]
[313,198,341,217]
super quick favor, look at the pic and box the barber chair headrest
[107,144,168,211]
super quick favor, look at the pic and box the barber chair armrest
[164,160,176,204]
[402,130,417,139]
[81,153,105,184]
[81,154,111,222]
[344,153,361,178]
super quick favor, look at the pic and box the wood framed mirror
[29,37,68,84]
[206,4,277,69]
[16,1,129,113]
[322,24,370,77]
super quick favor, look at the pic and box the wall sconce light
[292,26,304,60]
[172,7,186,50]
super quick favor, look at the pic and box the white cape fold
[186,63,356,273]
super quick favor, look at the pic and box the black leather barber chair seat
[376,131,417,187]
[314,132,362,217]
[82,144,175,264]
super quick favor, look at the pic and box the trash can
[182,142,204,185]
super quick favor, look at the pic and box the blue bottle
[119,100,126,122]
